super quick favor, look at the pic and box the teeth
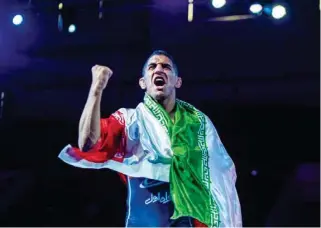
[154,77,165,86]
[155,77,164,81]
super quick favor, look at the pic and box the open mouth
[153,76,166,87]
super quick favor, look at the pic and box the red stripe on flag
[73,111,126,163]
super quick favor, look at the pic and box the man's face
[139,55,182,101]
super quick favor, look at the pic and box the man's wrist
[89,86,103,97]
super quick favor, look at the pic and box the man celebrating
[59,50,242,227]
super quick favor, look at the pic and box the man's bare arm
[78,65,113,151]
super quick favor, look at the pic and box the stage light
[188,0,194,22]
[271,4,286,19]
[251,170,258,176]
[58,2,63,10]
[98,0,103,19]
[68,24,76,33]
[249,3,263,14]
[12,14,23,25]
[211,0,226,9]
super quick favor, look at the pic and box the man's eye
[148,64,156,69]
[162,64,171,70]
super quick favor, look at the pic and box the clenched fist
[91,65,113,94]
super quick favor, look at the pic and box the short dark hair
[142,50,178,76]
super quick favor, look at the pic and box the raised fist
[91,65,113,93]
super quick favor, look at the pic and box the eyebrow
[148,62,172,68]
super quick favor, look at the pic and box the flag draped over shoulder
[58,94,242,227]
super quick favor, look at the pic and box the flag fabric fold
[58,94,242,227]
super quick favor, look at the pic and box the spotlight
[211,0,226,9]
[59,6,77,33]
[188,0,194,22]
[57,2,64,31]
[98,0,104,19]
[271,4,286,19]
[58,2,63,10]
[251,170,258,176]
[68,24,76,33]
[12,14,23,26]
[249,3,263,14]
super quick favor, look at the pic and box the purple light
[251,170,258,176]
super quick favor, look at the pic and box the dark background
[0,0,319,226]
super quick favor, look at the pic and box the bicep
[74,109,133,162]
[95,110,127,159]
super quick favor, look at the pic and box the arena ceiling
[0,0,319,119]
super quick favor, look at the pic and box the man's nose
[154,64,164,72]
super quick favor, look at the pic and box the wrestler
[59,50,242,227]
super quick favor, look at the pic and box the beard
[147,86,174,104]
[154,94,166,103]
[153,88,175,104]
[152,88,168,102]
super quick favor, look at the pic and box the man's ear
[175,77,182,88]
[139,77,146,90]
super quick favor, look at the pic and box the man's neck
[156,92,176,120]
[161,97,175,114]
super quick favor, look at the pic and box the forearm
[78,88,102,151]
